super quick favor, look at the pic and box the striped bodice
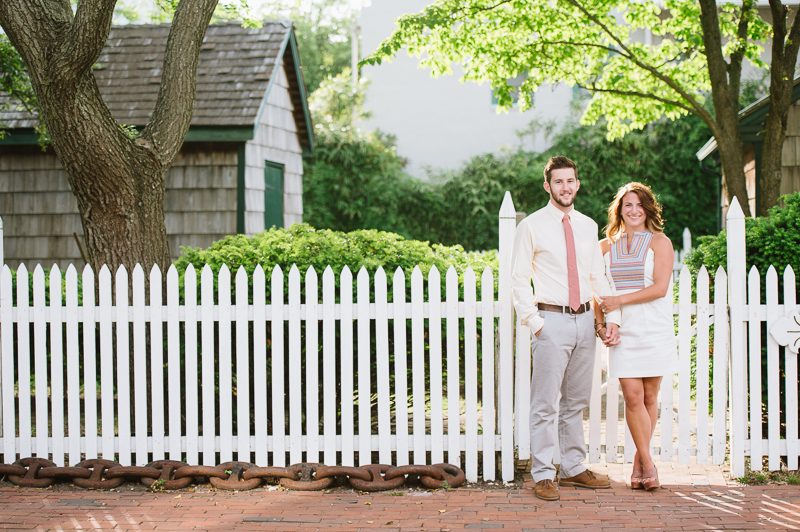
[609,231,653,290]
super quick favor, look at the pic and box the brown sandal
[631,462,643,490]
[642,464,660,491]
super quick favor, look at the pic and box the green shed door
[264,161,284,230]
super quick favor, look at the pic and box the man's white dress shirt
[511,200,621,334]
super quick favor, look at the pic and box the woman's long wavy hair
[605,182,664,241]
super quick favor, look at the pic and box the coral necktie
[562,213,581,312]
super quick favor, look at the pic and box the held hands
[598,295,622,314]
[598,322,620,346]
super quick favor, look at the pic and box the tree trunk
[0,0,219,277]
[759,0,800,216]
[698,0,752,218]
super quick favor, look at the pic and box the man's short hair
[543,156,577,184]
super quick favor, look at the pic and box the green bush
[685,191,800,292]
[303,115,719,250]
[174,223,498,302]
[685,192,800,444]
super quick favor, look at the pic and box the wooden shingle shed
[0,21,313,269]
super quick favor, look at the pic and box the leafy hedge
[685,192,800,293]
[174,223,498,302]
[303,115,719,250]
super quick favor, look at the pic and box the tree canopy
[362,0,799,217]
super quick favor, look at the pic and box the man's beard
[551,191,574,208]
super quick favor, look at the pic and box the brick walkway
[1,461,799,531]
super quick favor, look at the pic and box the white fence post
[498,191,516,483]
[726,197,747,477]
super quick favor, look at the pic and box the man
[511,156,621,501]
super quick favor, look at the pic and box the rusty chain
[0,458,466,492]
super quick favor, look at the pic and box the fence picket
[132,265,147,465]
[271,266,286,466]
[464,268,478,482]
[498,192,516,482]
[375,267,391,464]
[65,265,80,464]
[1,266,15,461]
[218,265,233,463]
[446,267,460,466]
[288,266,302,464]
[588,341,603,463]
[98,266,114,460]
[33,266,47,459]
[150,265,165,461]
[167,266,182,459]
[606,377,619,462]
[184,265,199,465]
[49,267,64,464]
[235,266,251,462]
[660,375,674,462]
[678,267,692,463]
[322,267,336,465]
[16,264,31,458]
[481,267,496,481]
[747,266,762,468]
[765,266,780,470]
[357,267,371,465]
[83,265,98,459]
[253,266,267,464]
[784,266,798,470]
[712,267,728,465]
[306,267,320,463]
[428,266,444,464]
[116,266,131,465]
[393,268,410,467]
[340,267,354,466]
[696,267,710,464]
[411,267,426,463]
[201,264,216,465]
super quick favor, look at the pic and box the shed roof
[0,20,313,149]
[696,77,800,161]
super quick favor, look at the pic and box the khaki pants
[529,310,596,482]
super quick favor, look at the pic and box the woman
[595,182,677,491]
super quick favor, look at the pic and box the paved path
[1,461,798,531]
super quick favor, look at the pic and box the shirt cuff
[605,309,621,326]
[524,313,545,335]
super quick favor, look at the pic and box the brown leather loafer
[559,469,610,489]
[533,479,560,501]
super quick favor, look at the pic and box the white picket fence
[0,194,797,481]
[0,261,512,482]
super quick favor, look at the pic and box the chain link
[0,457,466,492]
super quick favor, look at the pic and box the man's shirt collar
[545,199,574,221]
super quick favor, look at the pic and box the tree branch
[142,0,219,163]
[534,40,622,55]
[563,0,714,127]
[727,0,752,105]
[67,0,117,76]
[575,82,695,114]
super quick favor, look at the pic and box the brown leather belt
[538,301,592,315]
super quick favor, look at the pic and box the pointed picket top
[49,263,62,279]
[167,264,178,286]
[698,264,708,277]
[393,266,405,284]
[305,265,316,277]
[682,227,692,250]
[464,266,475,284]
[323,265,334,277]
[33,263,44,278]
[115,263,128,278]
[289,264,300,277]
[727,195,745,220]
[132,263,144,279]
[715,265,727,279]
[429,264,439,279]
[679,265,691,283]
[219,263,230,277]
[786,264,796,281]
[767,265,778,281]
[499,191,516,218]
[357,265,369,280]
[749,264,760,277]
[323,265,334,286]
[235,266,248,300]
[375,266,386,285]
[481,266,494,285]
[446,265,458,283]
[65,264,77,285]
[98,263,111,280]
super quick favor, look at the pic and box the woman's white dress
[604,233,677,379]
